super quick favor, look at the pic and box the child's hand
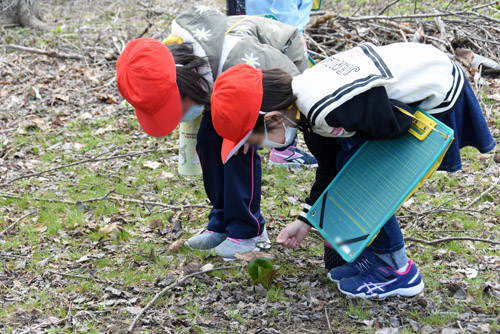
[233,143,251,155]
[276,220,311,248]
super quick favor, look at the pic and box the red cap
[211,64,263,163]
[116,38,182,137]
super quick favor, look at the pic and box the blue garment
[196,111,265,239]
[436,80,496,172]
[333,81,496,258]
[245,0,313,33]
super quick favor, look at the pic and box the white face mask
[261,113,298,148]
[180,104,204,122]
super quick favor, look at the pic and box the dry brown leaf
[84,69,101,84]
[78,112,92,120]
[143,161,161,170]
[168,238,187,251]
[86,222,99,230]
[53,94,70,102]
[93,125,116,135]
[99,222,120,234]
[51,115,64,126]
[18,117,46,133]
[29,86,42,100]
[200,263,214,272]
[158,171,175,180]
[183,261,202,275]
[33,224,47,233]
[455,48,474,64]
[94,92,117,104]
[234,251,273,262]
[31,117,46,128]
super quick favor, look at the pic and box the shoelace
[354,258,372,272]
[226,237,243,244]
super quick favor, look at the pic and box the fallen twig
[0,210,36,236]
[397,206,497,219]
[405,236,500,246]
[18,303,72,334]
[433,154,497,210]
[128,265,238,333]
[46,270,112,284]
[308,13,334,29]
[324,306,334,334]
[305,34,330,57]
[378,0,399,15]
[0,192,209,210]
[465,176,500,209]
[332,8,500,23]
[1,142,26,159]
[0,148,173,186]
[0,44,85,60]
[0,127,17,133]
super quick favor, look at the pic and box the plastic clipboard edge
[307,109,454,263]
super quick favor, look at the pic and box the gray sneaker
[215,228,269,260]
[186,230,227,250]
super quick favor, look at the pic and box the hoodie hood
[172,5,227,84]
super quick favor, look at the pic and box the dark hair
[167,43,211,106]
[253,68,296,133]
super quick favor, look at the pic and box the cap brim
[221,130,253,164]
[135,86,182,137]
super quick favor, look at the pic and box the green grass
[1,0,499,333]
[3,97,472,331]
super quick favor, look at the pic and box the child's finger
[243,143,250,154]
[283,238,293,248]
[284,237,295,248]
[276,230,288,243]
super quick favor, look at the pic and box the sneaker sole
[338,281,425,299]
[185,242,220,251]
[269,161,318,168]
[221,243,270,261]
[326,272,340,283]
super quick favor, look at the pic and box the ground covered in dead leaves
[1,1,499,333]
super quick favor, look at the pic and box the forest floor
[1,0,499,333]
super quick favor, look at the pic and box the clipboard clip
[408,110,437,141]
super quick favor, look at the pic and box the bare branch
[0,44,84,60]
[128,265,239,333]
[0,210,37,236]
[378,0,399,16]
[0,148,173,187]
[405,236,500,246]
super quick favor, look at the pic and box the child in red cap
[210,43,496,296]
[116,6,318,259]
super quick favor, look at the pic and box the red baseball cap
[116,38,182,137]
[211,64,263,164]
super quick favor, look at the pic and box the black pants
[196,111,265,239]
[226,0,246,15]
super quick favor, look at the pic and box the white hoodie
[292,42,464,137]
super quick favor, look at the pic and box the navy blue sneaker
[327,249,376,282]
[338,259,424,299]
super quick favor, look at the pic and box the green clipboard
[307,109,454,262]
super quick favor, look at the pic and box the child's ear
[264,111,283,122]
